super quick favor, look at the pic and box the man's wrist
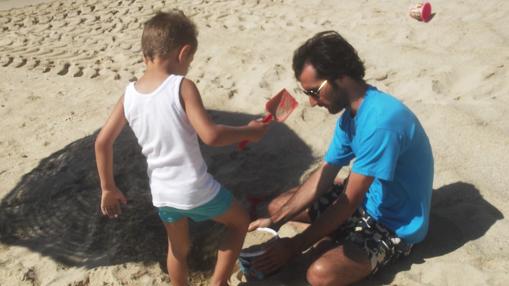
[269,213,283,229]
[270,205,291,229]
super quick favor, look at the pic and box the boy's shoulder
[179,77,200,97]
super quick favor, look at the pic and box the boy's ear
[143,56,150,65]
[177,44,193,63]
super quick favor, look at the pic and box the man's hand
[251,237,297,274]
[248,217,273,231]
[100,187,127,218]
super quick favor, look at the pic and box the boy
[95,11,269,286]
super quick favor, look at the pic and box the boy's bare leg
[164,218,191,286]
[211,200,250,286]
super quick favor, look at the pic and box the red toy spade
[238,89,299,150]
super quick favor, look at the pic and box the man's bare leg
[306,240,371,286]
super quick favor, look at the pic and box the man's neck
[347,81,368,116]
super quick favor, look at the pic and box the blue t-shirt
[324,86,434,244]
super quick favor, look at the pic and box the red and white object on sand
[409,2,432,22]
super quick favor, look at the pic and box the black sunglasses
[300,80,327,98]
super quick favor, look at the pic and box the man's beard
[327,81,349,114]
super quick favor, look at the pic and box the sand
[1,0,508,285]
[242,229,277,252]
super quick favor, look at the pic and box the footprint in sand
[12,56,27,68]
[0,0,302,83]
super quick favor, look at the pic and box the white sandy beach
[1,0,508,285]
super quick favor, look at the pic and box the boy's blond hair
[141,10,198,61]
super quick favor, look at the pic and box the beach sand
[1,0,508,285]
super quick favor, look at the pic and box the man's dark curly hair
[292,31,365,82]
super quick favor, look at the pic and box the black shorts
[309,184,413,274]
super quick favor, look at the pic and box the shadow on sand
[362,181,504,285]
[0,109,315,272]
[239,182,503,285]
[2,106,502,285]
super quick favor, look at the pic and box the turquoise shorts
[158,187,233,223]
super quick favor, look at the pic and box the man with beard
[248,31,434,285]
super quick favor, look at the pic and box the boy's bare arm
[180,78,270,146]
[95,96,128,218]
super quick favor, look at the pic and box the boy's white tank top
[123,75,220,210]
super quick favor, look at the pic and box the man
[249,31,434,285]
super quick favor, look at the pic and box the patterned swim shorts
[309,184,413,274]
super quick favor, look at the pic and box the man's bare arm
[269,163,342,229]
[291,172,374,252]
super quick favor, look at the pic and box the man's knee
[266,200,280,215]
[267,190,298,215]
[306,258,370,286]
[306,260,336,286]
[267,195,288,215]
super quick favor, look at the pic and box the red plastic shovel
[238,88,299,150]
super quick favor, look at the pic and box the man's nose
[309,96,319,107]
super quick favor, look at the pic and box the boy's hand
[247,118,271,142]
[100,187,127,218]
